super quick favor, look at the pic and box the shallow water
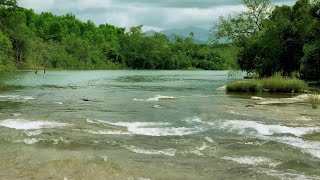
[0,70,319,180]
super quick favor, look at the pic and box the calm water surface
[0,70,319,180]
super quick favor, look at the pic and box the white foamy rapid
[0,119,71,130]
[133,95,177,102]
[222,156,281,167]
[274,136,320,158]
[110,122,202,136]
[124,145,176,156]
[218,120,320,159]
[220,120,320,137]
[0,95,35,100]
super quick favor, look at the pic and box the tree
[0,0,18,9]
[212,0,272,45]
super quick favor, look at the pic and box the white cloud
[17,0,296,30]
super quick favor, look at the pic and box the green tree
[212,0,272,45]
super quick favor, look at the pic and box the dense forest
[214,0,320,82]
[0,0,237,72]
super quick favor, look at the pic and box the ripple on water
[256,168,320,180]
[221,156,281,167]
[83,129,132,135]
[110,122,203,137]
[216,120,320,159]
[0,95,35,100]
[123,145,176,156]
[133,95,177,102]
[219,120,320,137]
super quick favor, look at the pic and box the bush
[261,77,308,93]
[226,80,263,92]
[227,76,308,93]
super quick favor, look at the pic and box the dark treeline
[0,0,236,72]
[214,0,320,82]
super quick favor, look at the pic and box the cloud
[17,0,297,31]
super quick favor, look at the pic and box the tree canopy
[214,0,320,82]
[0,4,237,72]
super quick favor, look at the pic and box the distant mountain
[144,30,157,36]
[144,27,229,44]
[144,26,211,44]
[161,26,210,43]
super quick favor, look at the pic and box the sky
[18,0,296,31]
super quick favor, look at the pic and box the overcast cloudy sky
[18,0,296,31]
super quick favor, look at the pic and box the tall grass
[227,76,308,93]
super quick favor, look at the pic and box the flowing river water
[0,70,319,180]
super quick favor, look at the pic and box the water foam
[188,143,210,156]
[124,145,176,156]
[133,95,177,102]
[84,129,132,135]
[219,120,320,158]
[15,138,39,144]
[53,102,64,105]
[274,136,320,159]
[257,168,320,180]
[221,120,319,137]
[111,122,202,136]
[0,119,71,130]
[222,156,281,167]
[86,118,109,125]
[0,95,35,100]
[25,130,42,136]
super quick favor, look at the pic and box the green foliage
[214,44,239,69]
[227,75,308,93]
[0,30,15,72]
[212,0,272,45]
[0,5,237,71]
[215,0,320,82]
[301,39,320,82]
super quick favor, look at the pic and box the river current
[0,71,319,179]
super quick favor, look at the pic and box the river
[0,70,319,179]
